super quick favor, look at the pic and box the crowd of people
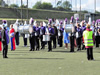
[0,17,100,60]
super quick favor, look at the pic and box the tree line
[1,0,99,13]
[2,1,72,11]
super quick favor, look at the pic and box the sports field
[0,37,100,75]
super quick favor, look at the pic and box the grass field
[0,37,100,75]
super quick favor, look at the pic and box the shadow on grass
[9,58,64,60]
[93,60,100,61]
[8,54,27,55]
[20,46,30,47]
[10,52,29,53]
[15,50,29,51]
[52,51,76,53]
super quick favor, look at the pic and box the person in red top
[0,27,2,51]
[9,24,16,51]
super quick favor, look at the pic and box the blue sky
[4,0,100,12]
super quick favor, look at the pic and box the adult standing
[76,24,82,51]
[58,21,64,47]
[83,24,95,60]
[95,24,100,47]
[29,18,36,51]
[47,24,54,52]
[1,21,9,58]
[69,22,75,52]
[40,22,46,49]
[23,21,28,47]
[52,23,58,49]
[15,23,19,47]
[81,21,86,50]
[35,23,40,51]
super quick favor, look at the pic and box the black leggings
[2,42,8,57]
[87,48,94,60]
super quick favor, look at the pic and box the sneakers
[24,45,27,47]
[29,49,32,51]
[65,48,68,49]
[3,56,8,58]
[16,45,19,47]
[88,59,95,61]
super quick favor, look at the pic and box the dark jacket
[53,26,58,36]
[1,28,9,45]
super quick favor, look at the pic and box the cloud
[72,0,100,12]
[41,0,54,3]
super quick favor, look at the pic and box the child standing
[9,24,16,51]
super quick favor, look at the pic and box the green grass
[0,37,100,75]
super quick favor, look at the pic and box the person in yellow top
[83,24,95,60]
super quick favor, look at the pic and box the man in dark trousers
[52,23,58,49]
[81,21,86,50]
[40,22,46,49]
[15,31,19,46]
[23,34,27,47]
[69,22,75,52]
[70,32,75,52]
[76,24,82,51]
[47,24,54,52]
[29,18,36,51]
[15,23,19,46]
[1,23,9,58]
[95,24,100,47]
[58,21,64,47]
[35,23,40,50]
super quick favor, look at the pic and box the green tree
[56,6,65,11]
[0,0,1,4]
[33,1,53,9]
[96,11,100,14]
[33,1,42,9]
[61,1,72,10]
[57,1,62,6]
[20,4,27,8]
[42,2,52,9]
[0,0,8,7]
[82,10,88,13]
[0,0,3,7]
[56,1,72,10]
[9,4,19,8]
